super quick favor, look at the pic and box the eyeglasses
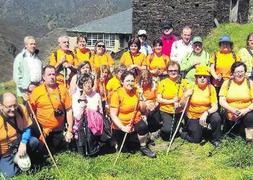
[234,71,245,75]
[197,75,208,78]
[97,44,105,48]
[168,70,178,73]
[138,35,147,38]
[3,104,18,110]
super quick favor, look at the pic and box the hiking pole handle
[26,101,62,176]
[166,96,190,155]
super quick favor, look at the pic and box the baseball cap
[138,30,147,36]
[192,36,203,44]
[162,22,173,29]
[13,153,31,172]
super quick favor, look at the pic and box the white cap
[13,153,31,171]
[138,29,147,36]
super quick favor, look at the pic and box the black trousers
[185,112,222,143]
[45,131,66,153]
[112,120,149,150]
[159,111,181,141]
[224,111,253,137]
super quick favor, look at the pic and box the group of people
[0,22,252,178]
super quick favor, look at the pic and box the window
[86,33,115,48]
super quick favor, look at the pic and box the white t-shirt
[170,39,193,64]
[25,50,42,82]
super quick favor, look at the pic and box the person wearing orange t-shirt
[106,64,126,104]
[30,65,73,152]
[120,37,147,74]
[220,62,253,144]
[49,36,76,86]
[157,61,189,141]
[146,38,170,79]
[180,65,221,146]
[210,35,240,89]
[110,71,156,158]
[90,41,114,74]
[0,93,39,178]
[73,35,91,67]
[138,70,160,133]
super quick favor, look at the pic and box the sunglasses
[197,75,208,78]
[97,44,105,48]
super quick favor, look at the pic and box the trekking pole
[166,96,190,155]
[26,101,62,176]
[113,94,140,166]
[208,117,240,157]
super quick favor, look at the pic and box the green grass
[204,23,253,53]
[14,138,253,180]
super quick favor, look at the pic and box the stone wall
[132,0,249,42]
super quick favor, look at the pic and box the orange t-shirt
[146,54,169,72]
[157,78,189,114]
[90,53,114,73]
[209,52,240,79]
[219,79,253,120]
[187,85,217,119]
[120,51,147,67]
[110,87,141,128]
[0,105,32,155]
[30,83,72,132]
[49,49,75,84]
[73,48,91,67]
[142,86,156,101]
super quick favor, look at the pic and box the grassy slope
[4,23,253,179]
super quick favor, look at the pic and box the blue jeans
[0,136,40,178]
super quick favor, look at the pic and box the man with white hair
[13,36,42,101]
[49,35,75,85]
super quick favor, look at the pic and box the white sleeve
[72,91,86,120]
[170,41,177,61]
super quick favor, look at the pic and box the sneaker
[140,146,156,158]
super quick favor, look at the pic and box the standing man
[170,25,193,64]
[138,29,152,56]
[0,93,39,178]
[30,65,73,152]
[181,36,210,85]
[160,22,177,57]
[13,36,42,101]
[49,35,75,85]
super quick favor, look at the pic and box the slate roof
[67,8,132,34]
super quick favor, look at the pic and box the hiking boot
[180,131,188,140]
[246,139,253,146]
[211,140,221,148]
[140,146,156,158]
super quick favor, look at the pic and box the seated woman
[180,65,222,146]
[72,73,106,156]
[138,70,160,133]
[110,71,156,158]
[219,62,253,144]
[157,61,189,141]
[69,61,93,95]
[106,64,127,103]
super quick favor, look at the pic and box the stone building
[132,0,249,41]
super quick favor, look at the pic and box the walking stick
[26,101,62,176]
[113,93,140,166]
[166,96,190,155]
[208,117,240,157]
